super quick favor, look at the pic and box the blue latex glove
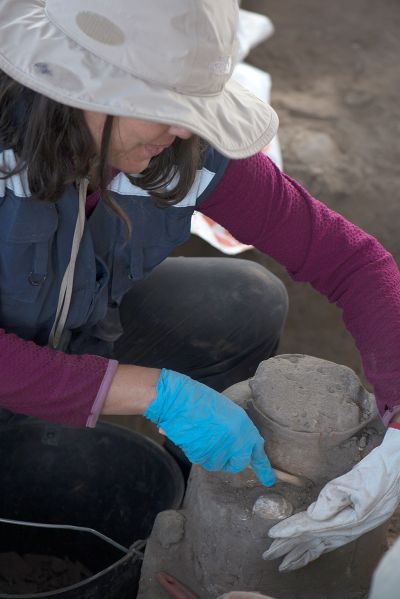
[144,369,275,486]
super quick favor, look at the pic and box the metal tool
[273,467,311,488]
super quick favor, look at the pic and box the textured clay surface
[249,354,372,433]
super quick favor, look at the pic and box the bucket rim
[0,419,185,504]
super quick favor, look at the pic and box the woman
[0,0,399,571]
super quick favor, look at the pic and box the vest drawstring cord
[48,178,88,349]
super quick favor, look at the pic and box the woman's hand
[144,369,276,486]
[263,427,400,571]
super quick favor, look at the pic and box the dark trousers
[114,257,288,392]
[0,257,288,430]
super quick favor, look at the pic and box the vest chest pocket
[110,206,193,301]
[0,199,58,303]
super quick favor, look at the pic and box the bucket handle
[0,517,145,557]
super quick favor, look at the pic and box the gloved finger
[279,535,349,572]
[271,505,358,539]
[223,452,252,473]
[250,442,276,487]
[278,538,327,572]
[263,537,305,561]
[268,511,320,538]
[308,484,353,521]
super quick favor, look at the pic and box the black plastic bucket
[0,420,185,598]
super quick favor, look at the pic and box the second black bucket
[0,420,185,598]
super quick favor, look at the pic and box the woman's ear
[167,125,193,140]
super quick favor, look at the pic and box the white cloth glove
[369,536,400,599]
[263,427,400,572]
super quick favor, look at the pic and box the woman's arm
[0,327,276,487]
[198,152,400,423]
[0,327,157,426]
[101,364,159,416]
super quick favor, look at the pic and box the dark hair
[0,71,206,232]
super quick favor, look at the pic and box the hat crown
[46,0,239,94]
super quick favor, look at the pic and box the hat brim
[0,0,278,159]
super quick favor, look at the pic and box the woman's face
[84,111,193,173]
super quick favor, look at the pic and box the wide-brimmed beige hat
[0,0,278,159]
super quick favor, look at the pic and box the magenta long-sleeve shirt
[1,153,399,426]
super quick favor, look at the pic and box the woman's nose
[167,125,193,140]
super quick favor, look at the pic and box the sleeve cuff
[380,402,400,427]
[86,359,119,428]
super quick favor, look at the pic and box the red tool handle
[156,571,200,599]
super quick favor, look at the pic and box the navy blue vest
[0,147,228,355]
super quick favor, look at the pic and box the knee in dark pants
[224,259,288,356]
[114,256,288,392]
[189,259,289,391]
